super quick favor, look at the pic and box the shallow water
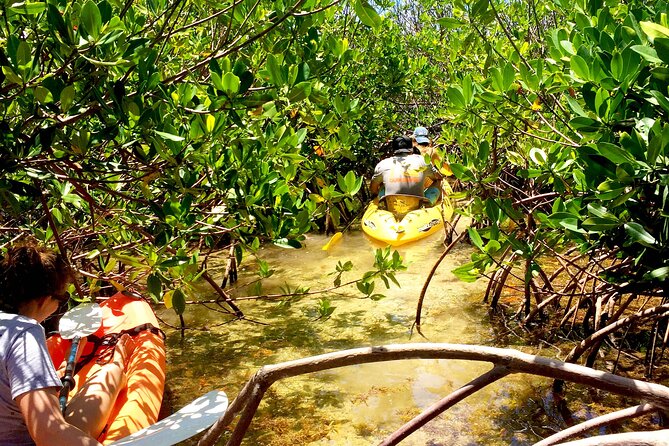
[159,231,552,445]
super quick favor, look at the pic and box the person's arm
[422,160,442,199]
[16,388,103,446]
[370,176,381,195]
[370,162,383,195]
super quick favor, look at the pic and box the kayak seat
[382,195,430,220]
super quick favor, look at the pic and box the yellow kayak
[362,191,454,247]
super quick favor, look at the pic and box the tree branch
[197,343,669,446]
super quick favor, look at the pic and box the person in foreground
[370,135,442,219]
[0,242,134,446]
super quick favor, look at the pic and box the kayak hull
[362,195,454,246]
[47,292,166,444]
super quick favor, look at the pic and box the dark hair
[392,136,412,152]
[0,242,73,313]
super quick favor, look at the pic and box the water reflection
[159,231,546,445]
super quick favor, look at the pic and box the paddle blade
[322,232,343,251]
[58,303,102,339]
[108,390,228,446]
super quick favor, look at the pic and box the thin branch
[534,403,659,446]
[165,0,306,85]
[551,430,669,446]
[413,230,467,337]
[566,304,669,363]
[378,366,510,445]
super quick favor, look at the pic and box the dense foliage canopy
[1,0,412,312]
[2,0,669,368]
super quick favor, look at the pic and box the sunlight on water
[159,231,548,445]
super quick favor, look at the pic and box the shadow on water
[158,231,636,445]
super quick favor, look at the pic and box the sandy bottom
[159,231,549,445]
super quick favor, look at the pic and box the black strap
[71,324,165,374]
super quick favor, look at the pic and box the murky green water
[158,231,554,445]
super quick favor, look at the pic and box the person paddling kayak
[370,135,442,219]
[0,242,134,446]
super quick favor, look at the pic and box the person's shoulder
[406,154,429,164]
[0,313,40,331]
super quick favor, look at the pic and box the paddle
[57,302,102,413]
[108,390,228,446]
[321,232,343,251]
[321,205,369,251]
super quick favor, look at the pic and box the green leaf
[159,256,190,267]
[449,163,476,182]
[593,142,636,164]
[9,1,46,14]
[296,62,310,83]
[338,170,362,195]
[286,81,312,103]
[462,75,474,104]
[610,51,623,80]
[113,253,145,268]
[570,55,590,80]
[2,66,22,84]
[437,17,464,29]
[640,21,669,43]
[238,71,254,94]
[490,67,503,92]
[354,0,381,28]
[273,238,302,249]
[468,228,483,250]
[560,40,576,55]
[624,222,656,247]
[266,54,284,87]
[447,86,466,108]
[80,0,102,39]
[356,280,374,295]
[34,86,53,103]
[570,116,603,132]
[502,62,515,90]
[547,212,583,231]
[644,266,669,281]
[60,85,75,112]
[484,240,501,255]
[529,147,547,165]
[653,38,669,64]
[154,130,185,141]
[471,0,489,16]
[648,123,669,165]
[631,45,663,63]
[172,288,187,315]
[16,41,31,68]
[582,217,619,231]
[566,96,588,117]
[147,273,162,301]
[222,72,240,96]
[210,72,224,91]
[452,263,480,282]
[649,90,669,115]
[587,203,615,219]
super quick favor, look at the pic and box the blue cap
[413,127,429,144]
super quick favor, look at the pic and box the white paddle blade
[58,303,102,339]
[108,390,228,446]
